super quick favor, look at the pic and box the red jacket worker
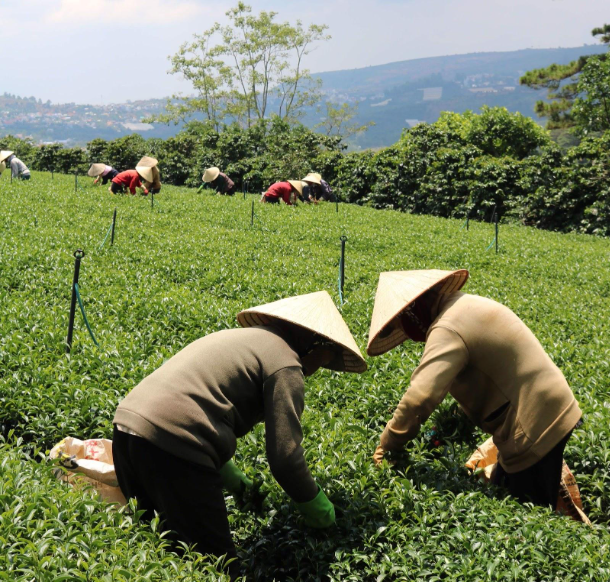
[110,169,151,195]
[260,180,303,205]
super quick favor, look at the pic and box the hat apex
[237,291,367,373]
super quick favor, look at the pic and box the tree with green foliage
[315,101,374,141]
[520,24,609,131]
[147,2,329,130]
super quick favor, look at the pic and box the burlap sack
[465,437,590,525]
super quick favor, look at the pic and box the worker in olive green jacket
[368,269,582,510]
[112,291,366,579]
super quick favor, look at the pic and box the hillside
[0,173,609,580]
[1,44,607,148]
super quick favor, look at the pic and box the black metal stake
[466,210,470,231]
[111,209,117,246]
[74,171,78,193]
[243,181,246,200]
[66,249,85,353]
[251,200,254,226]
[489,204,497,223]
[151,191,154,209]
[340,235,347,298]
[495,214,499,254]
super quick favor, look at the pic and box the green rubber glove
[295,486,336,528]
[219,460,253,494]
[219,461,268,513]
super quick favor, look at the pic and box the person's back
[431,292,580,470]
[114,326,302,468]
[8,155,31,180]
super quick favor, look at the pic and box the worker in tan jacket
[368,269,582,509]
[112,291,366,580]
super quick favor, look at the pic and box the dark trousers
[493,430,572,509]
[112,427,239,579]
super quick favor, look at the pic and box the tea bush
[0,173,608,580]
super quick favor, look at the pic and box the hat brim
[0,150,14,164]
[302,173,322,185]
[203,167,220,182]
[237,291,367,373]
[238,311,367,373]
[136,166,154,182]
[287,180,303,195]
[367,270,469,356]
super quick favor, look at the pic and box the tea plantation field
[0,172,609,581]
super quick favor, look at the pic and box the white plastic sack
[50,437,126,505]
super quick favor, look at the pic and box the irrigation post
[495,213,499,254]
[74,171,78,193]
[66,249,85,353]
[151,190,154,209]
[251,200,254,226]
[489,204,497,223]
[111,209,117,246]
[339,235,347,299]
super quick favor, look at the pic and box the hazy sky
[2,0,608,105]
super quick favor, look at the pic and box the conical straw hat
[302,172,322,185]
[0,161,5,175]
[367,269,469,356]
[136,165,154,182]
[137,156,158,168]
[287,180,303,195]
[202,167,220,182]
[0,150,14,163]
[88,163,106,177]
[237,291,367,373]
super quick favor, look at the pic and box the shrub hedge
[1,106,608,235]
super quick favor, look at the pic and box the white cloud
[47,0,205,25]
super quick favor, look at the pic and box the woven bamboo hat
[136,165,154,182]
[237,291,367,373]
[302,172,322,185]
[0,150,14,163]
[287,180,303,195]
[202,167,220,182]
[137,156,158,168]
[367,269,469,356]
[87,163,106,177]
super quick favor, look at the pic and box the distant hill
[308,45,608,149]
[1,44,606,148]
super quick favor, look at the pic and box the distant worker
[202,167,235,195]
[0,151,31,180]
[368,269,583,510]
[88,163,119,185]
[137,156,162,194]
[109,168,150,196]
[260,180,303,205]
[112,291,367,580]
[302,173,335,202]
